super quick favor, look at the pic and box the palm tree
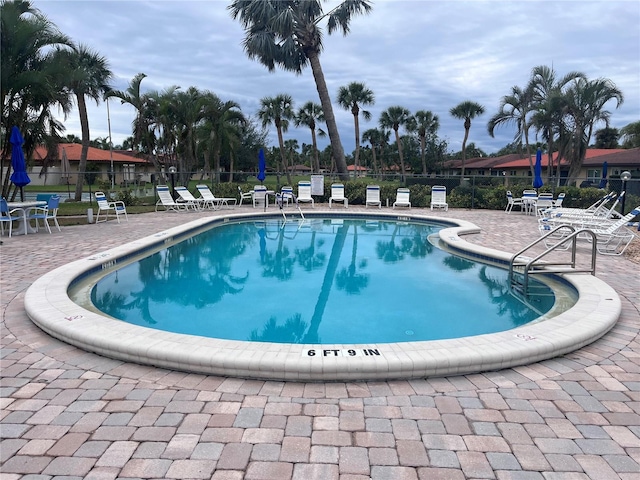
[337,82,374,178]
[362,128,390,176]
[379,106,411,182]
[620,121,640,148]
[406,110,439,174]
[449,100,485,180]
[487,86,535,176]
[228,0,373,181]
[257,94,295,186]
[562,77,623,185]
[54,44,113,200]
[294,101,325,173]
[1,0,72,197]
[106,73,152,152]
[200,93,245,183]
[528,65,585,182]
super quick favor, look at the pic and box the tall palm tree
[228,0,373,181]
[406,110,439,174]
[257,94,295,185]
[200,93,245,183]
[337,81,374,177]
[379,106,411,182]
[620,121,640,148]
[487,85,535,176]
[1,0,72,197]
[53,44,113,200]
[106,73,152,153]
[528,65,585,182]
[449,100,485,179]
[294,101,325,173]
[562,76,623,185]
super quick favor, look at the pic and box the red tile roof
[32,144,152,164]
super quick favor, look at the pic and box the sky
[32,0,640,156]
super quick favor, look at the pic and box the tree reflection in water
[478,265,533,326]
[250,314,308,343]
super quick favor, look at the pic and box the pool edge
[24,210,621,381]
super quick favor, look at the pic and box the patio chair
[175,186,203,210]
[238,186,253,206]
[155,185,188,212]
[505,190,524,213]
[365,185,381,208]
[393,187,411,209]
[522,190,538,215]
[297,181,314,208]
[329,183,348,208]
[553,192,565,207]
[276,186,294,208]
[587,206,640,255]
[28,195,61,233]
[95,191,128,223]
[535,193,555,216]
[430,185,447,210]
[196,184,237,209]
[253,185,269,208]
[0,197,23,238]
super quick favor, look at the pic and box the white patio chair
[155,185,188,212]
[365,185,381,209]
[329,183,348,208]
[430,185,447,210]
[505,190,524,213]
[535,193,555,216]
[253,185,269,208]
[276,186,294,207]
[28,195,61,233]
[297,181,314,208]
[393,187,411,209]
[95,191,128,223]
[238,186,253,206]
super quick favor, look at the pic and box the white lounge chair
[393,188,411,209]
[95,191,128,223]
[175,186,203,210]
[505,190,524,213]
[430,185,447,211]
[366,185,381,209]
[155,185,188,212]
[329,183,348,208]
[535,193,555,216]
[0,197,23,237]
[253,185,269,208]
[540,207,639,256]
[28,195,61,233]
[553,193,565,207]
[196,184,237,209]
[297,181,314,208]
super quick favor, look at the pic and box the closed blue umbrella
[9,126,30,201]
[257,148,266,183]
[599,161,608,188]
[533,148,543,189]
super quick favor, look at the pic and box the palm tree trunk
[311,128,319,173]
[420,135,427,175]
[307,51,347,181]
[75,94,90,201]
[394,129,405,183]
[277,127,292,186]
[460,125,470,180]
[353,114,360,179]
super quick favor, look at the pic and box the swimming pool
[87,218,557,344]
[25,211,621,381]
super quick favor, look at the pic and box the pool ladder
[508,225,597,298]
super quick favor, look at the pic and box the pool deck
[1,206,639,479]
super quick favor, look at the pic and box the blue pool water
[90,217,556,344]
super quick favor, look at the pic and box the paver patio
[1,205,638,479]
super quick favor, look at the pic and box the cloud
[33,0,639,156]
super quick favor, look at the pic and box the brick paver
[1,207,638,479]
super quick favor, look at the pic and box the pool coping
[24,210,621,381]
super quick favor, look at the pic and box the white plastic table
[6,200,47,235]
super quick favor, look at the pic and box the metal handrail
[509,225,597,295]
